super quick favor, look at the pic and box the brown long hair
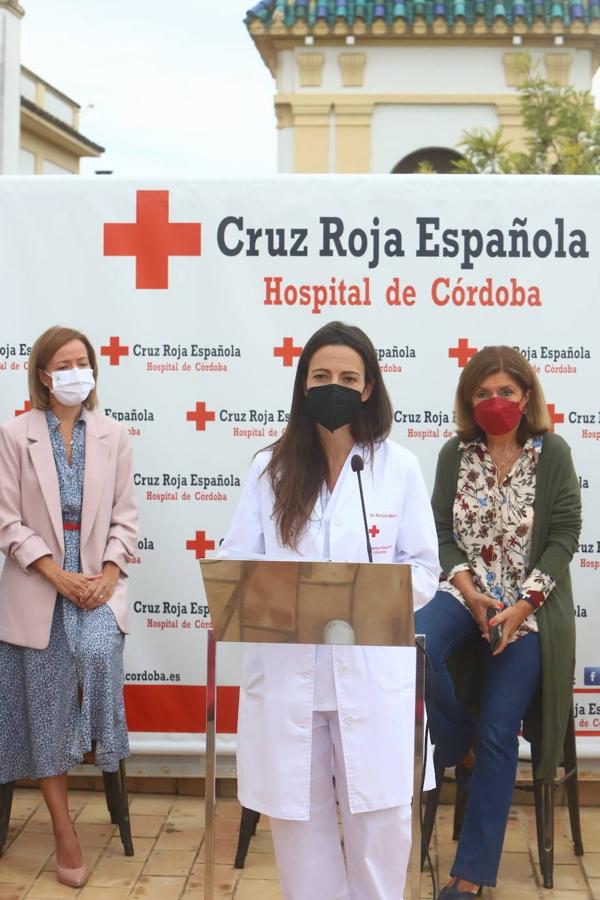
[265,322,393,549]
[28,326,99,411]
[455,345,550,442]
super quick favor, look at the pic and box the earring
[522,407,528,415]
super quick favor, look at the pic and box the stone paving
[0,789,598,899]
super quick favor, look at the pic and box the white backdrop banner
[0,175,598,760]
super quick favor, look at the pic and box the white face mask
[45,368,95,407]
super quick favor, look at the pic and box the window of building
[42,160,72,175]
[393,148,464,174]
[19,148,36,175]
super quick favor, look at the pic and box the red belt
[63,522,81,531]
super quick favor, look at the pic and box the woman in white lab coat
[220,321,439,900]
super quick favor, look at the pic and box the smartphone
[486,606,502,653]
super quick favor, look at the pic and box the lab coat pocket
[375,647,414,693]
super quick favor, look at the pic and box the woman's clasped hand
[485,599,536,654]
[457,580,533,655]
[53,570,101,606]
[77,561,120,609]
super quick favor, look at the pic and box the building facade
[246,0,600,173]
[0,0,103,175]
[19,67,103,174]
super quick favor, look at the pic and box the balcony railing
[20,67,79,130]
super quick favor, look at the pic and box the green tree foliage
[454,68,600,174]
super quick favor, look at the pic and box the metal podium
[200,559,426,900]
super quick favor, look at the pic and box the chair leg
[453,781,468,842]
[563,714,584,857]
[421,752,444,870]
[102,770,119,825]
[234,807,261,869]
[116,760,134,857]
[0,783,15,858]
[534,779,554,889]
[103,761,134,857]
[421,783,442,870]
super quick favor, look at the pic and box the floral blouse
[439,435,555,641]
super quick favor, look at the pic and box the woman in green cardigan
[415,345,581,899]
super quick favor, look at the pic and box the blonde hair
[455,345,550,442]
[28,326,99,411]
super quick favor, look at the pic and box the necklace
[490,444,520,483]
[59,425,74,448]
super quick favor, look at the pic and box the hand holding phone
[486,606,503,653]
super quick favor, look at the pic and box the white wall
[371,102,499,173]
[0,8,21,174]
[276,49,295,93]
[277,123,293,173]
[44,89,73,125]
[274,42,595,173]
[20,68,36,103]
[19,145,34,173]
[41,158,71,175]
[285,44,593,95]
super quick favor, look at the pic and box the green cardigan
[431,431,582,782]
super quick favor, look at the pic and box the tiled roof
[246,0,600,31]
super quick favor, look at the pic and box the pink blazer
[0,408,139,650]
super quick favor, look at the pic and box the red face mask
[473,396,523,436]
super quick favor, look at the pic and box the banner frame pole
[410,634,426,900]
[204,628,217,900]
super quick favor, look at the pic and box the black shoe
[438,882,483,898]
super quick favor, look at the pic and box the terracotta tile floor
[0,789,598,899]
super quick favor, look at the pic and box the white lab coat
[219,438,439,820]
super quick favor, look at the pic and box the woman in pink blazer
[0,326,138,888]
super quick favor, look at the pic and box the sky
[20,0,278,176]
[19,1,600,176]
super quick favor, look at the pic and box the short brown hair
[28,326,99,411]
[455,345,550,442]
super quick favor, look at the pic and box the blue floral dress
[0,410,129,781]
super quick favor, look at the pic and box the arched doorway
[393,147,463,174]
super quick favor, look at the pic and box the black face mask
[306,384,363,433]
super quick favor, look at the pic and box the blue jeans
[415,590,542,887]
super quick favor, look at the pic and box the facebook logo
[584,667,600,685]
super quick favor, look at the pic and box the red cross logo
[186,530,216,559]
[369,525,380,538]
[274,338,303,367]
[15,400,32,417]
[449,338,478,368]
[104,190,201,290]
[101,336,130,366]
[186,402,216,431]
[546,403,564,432]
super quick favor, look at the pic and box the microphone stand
[351,456,428,900]
[351,454,373,563]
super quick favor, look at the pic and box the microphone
[351,454,373,563]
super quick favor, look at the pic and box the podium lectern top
[200,559,414,646]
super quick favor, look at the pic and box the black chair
[421,711,583,890]
[234,806,261,868]
[0,759,134,858]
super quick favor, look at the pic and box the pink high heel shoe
[56,861,88,889]
[55,835,88,888]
